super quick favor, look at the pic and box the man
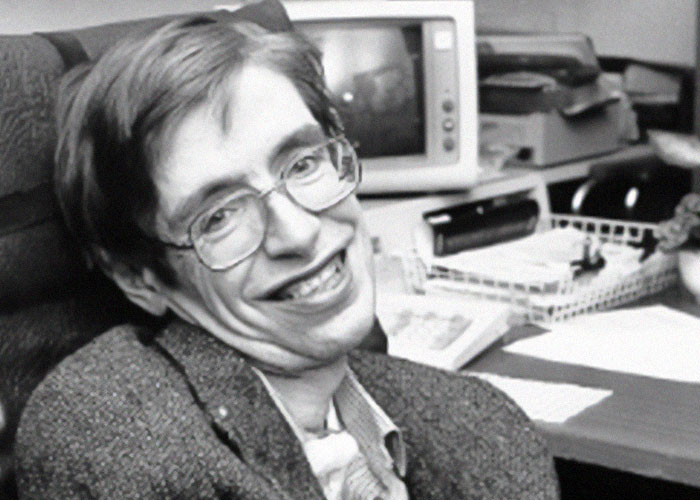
[15,8,559,499]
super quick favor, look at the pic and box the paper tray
[400,214,678,322]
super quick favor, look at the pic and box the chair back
[0,1,292,493]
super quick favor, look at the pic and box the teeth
[278,255,344,300]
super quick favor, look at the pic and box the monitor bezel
[283,0,478,194]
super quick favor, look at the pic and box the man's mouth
[270,251,348,301]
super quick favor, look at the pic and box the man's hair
[55,17,341,285]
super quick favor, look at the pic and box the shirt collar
[252,365,407,479]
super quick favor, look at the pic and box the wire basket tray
[401,214,679,323]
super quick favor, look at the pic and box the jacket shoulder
[349,350,527,417]
[19,324,168,426]
[15,324,215,498]
[349,351,560,499]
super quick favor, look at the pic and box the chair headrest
[0,0,293,310]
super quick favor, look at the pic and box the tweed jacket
[15,320,559,499]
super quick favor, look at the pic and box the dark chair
[0,2,294,496]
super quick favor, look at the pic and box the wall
[475,0,698,67]
[0,0,225,34]
[2,0,697,67]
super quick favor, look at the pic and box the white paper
[428,227,643,286]
[468,372,612,423]
[505,305,700,384]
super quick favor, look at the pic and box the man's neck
[261,356,348,433]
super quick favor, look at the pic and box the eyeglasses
[157,135,361,271]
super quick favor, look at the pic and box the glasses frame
[151,135,361,271]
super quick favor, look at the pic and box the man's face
[149,64,375,372]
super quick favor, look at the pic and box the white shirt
[252,366,408,500]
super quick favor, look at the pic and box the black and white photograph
[1,0,699,498]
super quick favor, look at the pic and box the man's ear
[95,249,169,317]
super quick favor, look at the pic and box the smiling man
[15,8,558,500]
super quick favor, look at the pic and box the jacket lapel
[348,352,450,500]
[155,320,325,500]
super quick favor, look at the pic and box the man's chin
[284,321,374,373]
[302,330,369,362]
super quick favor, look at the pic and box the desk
[468,285,700,489]
[365,143,700,489]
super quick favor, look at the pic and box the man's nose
[262,192,320,258]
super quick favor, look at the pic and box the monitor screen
[299,22,426,159]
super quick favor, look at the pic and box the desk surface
[468,285,700,488]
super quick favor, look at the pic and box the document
[467,372,612,424]
[427,227,643,288]
[376,293,511,371]
[504,306,700,384]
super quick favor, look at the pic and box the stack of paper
[428,227,643,288]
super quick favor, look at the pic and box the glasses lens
[191,192,265,270]
[284,138,358,211]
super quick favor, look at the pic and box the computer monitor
[284,0,478,194]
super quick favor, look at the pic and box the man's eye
[288,156,321,178]
[201,207,239,235]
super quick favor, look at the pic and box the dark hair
[55,17,341,285]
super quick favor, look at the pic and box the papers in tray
[426,227,644,291]
[376,293,511,370]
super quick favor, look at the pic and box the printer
[478,32,626,167]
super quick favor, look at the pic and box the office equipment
[428,226,612,285]
[423,197,539,256]
[375,293,511,370]
[281,0,478,193]
[478,32,601,84]
[509,143,656,186]
[624,64,682,105]
[467,372,612,424]
[403,214,678,322]
[362,171,551,256]
[477,32,625,167]
[569,154,692,222]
